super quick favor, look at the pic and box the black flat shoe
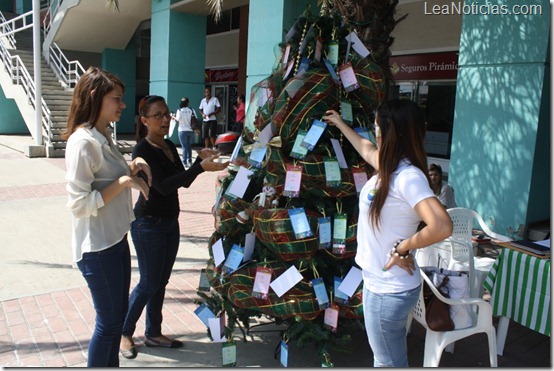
[120,347,138,359]
[144,337,183,348]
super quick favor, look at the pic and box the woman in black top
[120,95,229,358]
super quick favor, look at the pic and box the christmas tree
[196,0,405,366]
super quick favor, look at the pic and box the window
[207,8,240,35]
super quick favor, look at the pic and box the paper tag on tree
[198,268,211,292]
[337,266,362,297]
[283,164,303,198]
[280,340,289,367]
[212,238,225,267]
[248,143,267,168]
[270,265,303,297]
[252,266,273,300]
[301,119,327,151]
[290,129,309,159]
[330,139,348,169]
[222,341,236,367]
[243,232,256,262]
[345,31,370,58]
[315,36,323,62]
[333,276,349,305]
[352,167,369,194]
[312,277,330,309]
[208,311,226,342]
[354,127,371,141]
[229,136,243,165]
[222,244,244,274]
[338,62,360,93]
[332,214,347,254]
[327,40,339,66]
[324,304,339,333]
[226,166,254,199]
[318,216,332,249]
[340,100,353,124]
[194,303,216,327]
[288,207,313,239]
[323,58,339,84]
[324,157,342,187]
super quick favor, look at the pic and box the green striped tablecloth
[484,248,550,336]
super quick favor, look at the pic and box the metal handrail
[49,42,85,88]
[42,0,61,39]
[0,11,33,47]
[0,9,52,145]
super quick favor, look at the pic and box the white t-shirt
[175,107,196,132]
[65,126,134,263]
[199,96,220,121]
[356,160,434,294]
[438,182,457,209]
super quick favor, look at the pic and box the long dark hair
[63,67,125,139]
[135,95,166,142]
[370,99,430,228]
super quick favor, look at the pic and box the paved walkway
[0,135,550,367]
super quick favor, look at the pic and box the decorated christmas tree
[195,0,405,366]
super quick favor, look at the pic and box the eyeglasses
[144,111,171,120]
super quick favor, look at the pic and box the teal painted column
[450,0,550,237]
[103,44,137,134]
[0,86,26,134]
[150,0,206,144]
[245,0,317,99]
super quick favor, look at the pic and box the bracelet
[390,239,410,259]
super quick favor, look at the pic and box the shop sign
[205,68,238,83]
[389,52,458,80]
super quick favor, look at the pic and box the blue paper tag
[301,119,327,151]
[312,277,330,309]
[318,217,332,249]
[194,303,216,327]
[222,244,244,274]
[288,207,313,239]
[280,340,288,367]
[333,277,349,305]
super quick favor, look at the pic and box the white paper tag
[258,124,274,146]
[270,265,303,297]
[352,168,369,194]
[283,164,302,198]
[208,311,226,342]
[337,266,362,297]
[345,32,370,58]
[227,166,254,199]
[212,238,225,267]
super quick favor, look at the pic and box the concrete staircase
[11,26,70,157]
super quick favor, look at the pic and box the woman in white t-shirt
[324,99,452,367]
[174,97,197,167]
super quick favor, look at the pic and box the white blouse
[65,126,134,263]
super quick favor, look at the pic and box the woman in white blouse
[63,67,151,367]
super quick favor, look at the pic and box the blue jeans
[362,284,421,367]
[178,130,194,164]
[77,237,131,367]
[123,216,180,338]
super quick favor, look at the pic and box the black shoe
[120,346,138,359]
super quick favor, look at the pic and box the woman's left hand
[383,245,416,275]
[130,157,152,186]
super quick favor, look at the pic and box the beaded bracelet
[390,239,410,259]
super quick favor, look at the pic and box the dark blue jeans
[123,215,180,338]
[77,236,131,367]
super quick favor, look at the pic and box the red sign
[205,68,238,83]
[389,52,458,81]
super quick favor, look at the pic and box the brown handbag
[423,275,455,331]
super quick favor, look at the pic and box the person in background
[199,87,221,149]
[234,94,245,133]
[174,97,197,168]
[120,95,229,359]
[323,99,452,367]
[63,67,152,367]
[428,163,457,209]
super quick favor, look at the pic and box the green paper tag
[332,214,347,254]
[222,341,236,367]
[290,129,309,159]
[340,100,353,124]
[324,157,342,187]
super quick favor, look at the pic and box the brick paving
[0,136,550,367]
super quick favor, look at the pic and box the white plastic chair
[446,208,511,298]
[411,269,498,367]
